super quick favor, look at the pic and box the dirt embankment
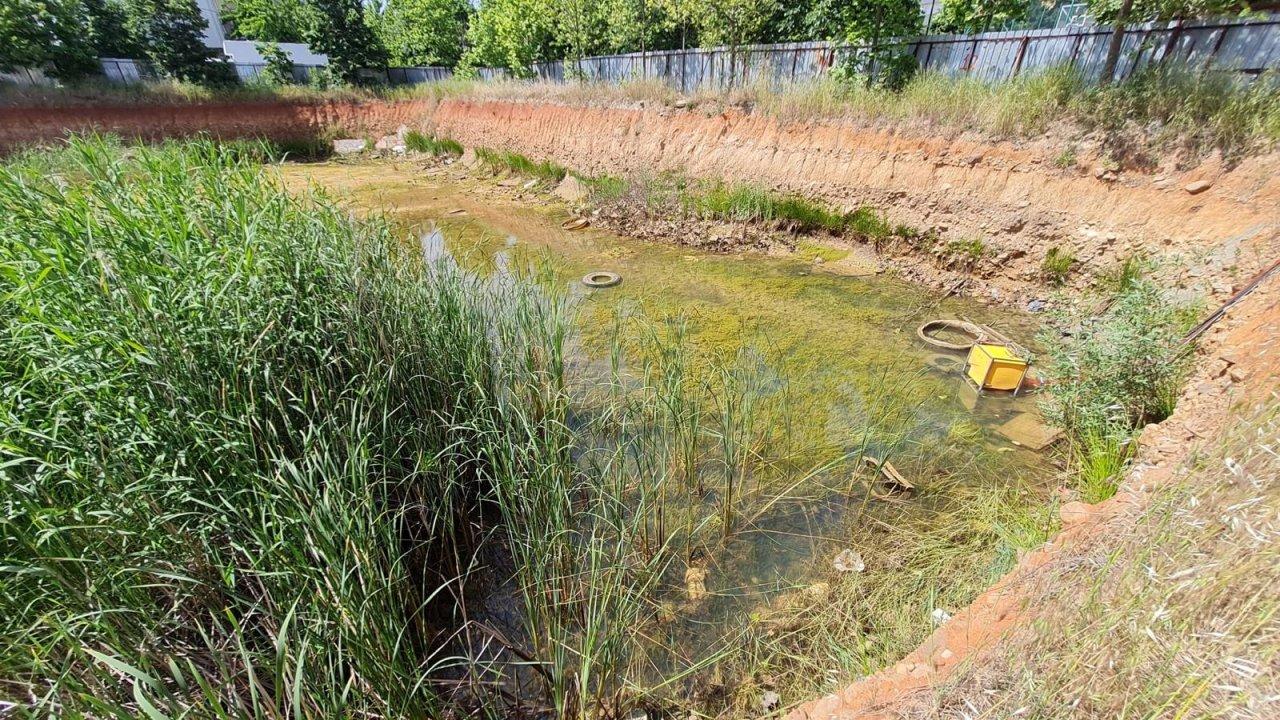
[0,98,433,153]
[8,96,1277,307]
[425,99,1280,307]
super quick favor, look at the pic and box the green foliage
[0,137,488,716]
[0,0,97,80]
[475,146,569,181]
[834,0,921,88]
[371,0,471,67]
[1038,278,1195,445]
[125,0,224,82]
[225,0,317,43]
[460,0,559,75]
[84,0,145,58]
[946,236,989,266]
[1099,253,1148,294]
[256,42,296,85]
[695,0,778,49]
[404,130,464,155]
[932,0,1029,33]
[1086,0,1248,24]
[685,181,853,232]
[306,0,387,83]
[1041,246,1075,284]
[1073,67,1280,161]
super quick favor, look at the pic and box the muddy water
[283,160,1055,691]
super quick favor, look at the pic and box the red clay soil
[0,99,433,153]
[426,99,1280,306]
[6,96,1276,308]
[783,272,1280,719]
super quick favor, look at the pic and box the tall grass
[0,136,687,718]
[404,131,464,156]
[475,146,568,183]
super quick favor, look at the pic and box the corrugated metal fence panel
[493,13,1278,89]
[59,15,1278,90]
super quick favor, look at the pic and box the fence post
[1068,32,1085,69]
[1161,19,1185,64]
[1011,35,1030,77]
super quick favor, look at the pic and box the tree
[306,0,387,82]
[371,0,471,67]
[125,0,222,81]
[931,0,1028,33]
[459,0,558,76]
[600,0,679,55]
[84,0,145,58]
[835,0,921,88]
[0,0,98,79]
[695,0,777,48]
[225,0,316,43]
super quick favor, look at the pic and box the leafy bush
[1038,279,1196,500]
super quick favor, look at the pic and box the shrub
[1038,279,1196,501]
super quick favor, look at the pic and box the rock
[931,608,952,626]
[1026,299,1048,313]
[460,148,478,168]
[1228,367,1249,383]
[832,549,865,573]
[804,582,831,602]
[761,691,781,713]
[1184,180,1212,194]
[684,566,708,602]
[373,134,401,151]
[1059,500,1092,525]
[553,174,588,203]
[332,138,367,156]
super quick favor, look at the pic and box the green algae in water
[290,164,1057,710]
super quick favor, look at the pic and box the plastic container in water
[965,343,1030,393]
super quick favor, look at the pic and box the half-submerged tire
[917,319,981,352]
[582,271,622,288]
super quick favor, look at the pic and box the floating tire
[917,319,982,352]
[582,271,622,288]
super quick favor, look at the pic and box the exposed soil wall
[426,99,1280,306]
[0,99,433,153]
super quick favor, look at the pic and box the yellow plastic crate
[966,343,1030,392]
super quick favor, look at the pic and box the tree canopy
[225,0,317,43]
[0,0,98,79]
[371,0,471,67]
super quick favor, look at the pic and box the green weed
[1041,246,1075,285]
[404,130,464,156]
[475,146,567,182]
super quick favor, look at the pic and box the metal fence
[529,13,1280,90]
[98,58,453,87]
[73,14,1280,93]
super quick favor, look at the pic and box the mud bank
[426,99,1280,305]
[0,98,433,153]
[9,95,1276,303]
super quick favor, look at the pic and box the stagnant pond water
[283,160,1057,706]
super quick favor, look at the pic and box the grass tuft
[404,130,464,156]
[475,146,567,182]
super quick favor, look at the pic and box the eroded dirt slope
[428,99,1280,306]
